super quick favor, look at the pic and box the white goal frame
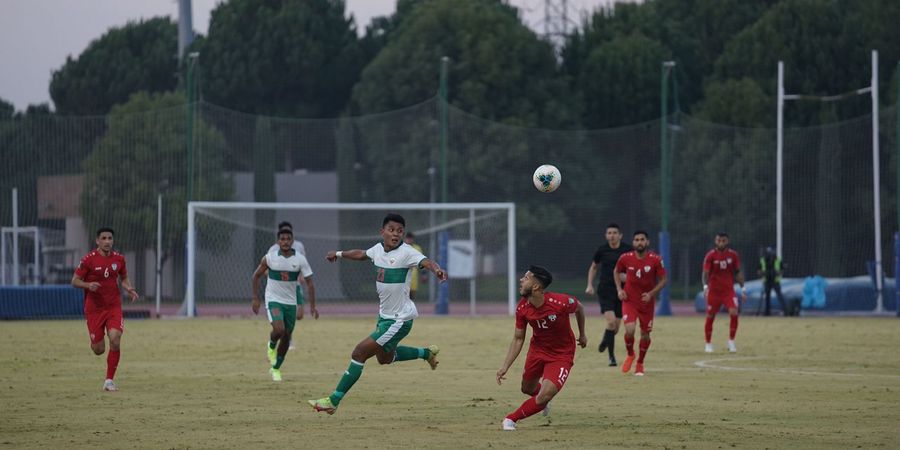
[185,202,517,317]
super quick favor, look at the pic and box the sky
[0,0,624,112]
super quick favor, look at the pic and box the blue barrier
[0,285,83,319]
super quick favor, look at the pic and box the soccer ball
[532,164,562,193]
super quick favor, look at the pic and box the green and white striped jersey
[265,249,313,305]
[366,242,426,321]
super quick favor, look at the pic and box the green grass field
[2,315,899,449]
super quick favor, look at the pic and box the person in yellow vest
[757,247,787,316]
[404,232,425,300]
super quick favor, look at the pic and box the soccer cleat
[621,355,635,373]
[270,368,282,381]
[705,343,714,353]
[541,401,551,417]
[267,345,277,365]
[502,418,517,431]
[635,363,645,376]
[608,356,618,367]
[102,379,118,392]
[727,340,737,353]
[425,345,440,370]
[308,398,337,415]
[289,339,296,351]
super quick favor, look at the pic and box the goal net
[184,202,516,317]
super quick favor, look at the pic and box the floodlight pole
[186,52,198,203]
[156,194,163,317]
[12,188,19,286]
[657,61,675,316]
[871,50,883,313]
[776,62,785,260]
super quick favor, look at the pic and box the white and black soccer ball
[532,164,561,193]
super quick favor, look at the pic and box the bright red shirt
[515,292,581,362]
[615,251,667,305]
[703,248,741,297]
[74,250,128,312]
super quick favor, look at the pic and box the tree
[49,17,179,115]
[201,0,363,117]
[80,91,232,290]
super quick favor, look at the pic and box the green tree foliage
[49,18,178,115]
[201,0,363,117]
[80,92,232,279]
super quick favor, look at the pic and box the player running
[613,230,667,376]
[585,223,632,366]
[702,232,746,353]
[497,266,587,431]
[71,227,139,391]
[252,228,318,381]
[309,213,447,415]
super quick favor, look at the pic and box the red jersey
[515,292,581,362]
[74,250,128,312]
[703,248,741,297]
[615,251,666,305]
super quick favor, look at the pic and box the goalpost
[184,202,516,317]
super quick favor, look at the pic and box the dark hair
[633,230,649,239]
[383,213,405,227]
[529,265,553,288]
[406,232,415,239]
[277,228,293,238]
[277,221,293,230]
[96,227,114,237]
[606,223,620,231]
[716,231,729,238]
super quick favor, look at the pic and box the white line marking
[694,356,900,379]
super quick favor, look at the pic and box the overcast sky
[0,0,623,112]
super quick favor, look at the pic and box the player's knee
[375,353,394,365]
[91,344,104,355]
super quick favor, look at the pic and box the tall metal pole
[439,56,449,207]
[871,50,883,313]
[12,188,19,286]
[436,56,450,315]
[186,53,198,203]
[776,61,785,260]
[658,61,674,316]
[895,61,900,317]
[177,0,194,61]
[156,194,163,317]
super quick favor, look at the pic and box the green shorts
[267,302,297,334]
[369,317,413,353]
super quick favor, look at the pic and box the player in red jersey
[71,228,139,391]
[496,266,587,431]
[613,230,667,376]
[702,232,746,353]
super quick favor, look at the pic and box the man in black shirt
[585,223,632,366]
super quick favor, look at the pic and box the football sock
[624,334,635,357]
[506,396,546,422]
[729,315,739,340]
[268,340,277,350]
[330,360,365,406]
[704,316,714,343]
[273,355,285,369]
[393,346,426,362]
[602,328,614,346]
[638,337,651,363]
[106,350,120,380]
[607,330,616,357]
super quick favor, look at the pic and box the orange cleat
[621,355,635,373]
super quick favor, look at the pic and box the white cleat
[541,401,551,417]
[727,340,737,353]
[502,418,517,431]
[102,379,118,392]
[705,343,714,353]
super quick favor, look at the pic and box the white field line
[694,356,900,380]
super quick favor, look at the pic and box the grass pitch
[1,315,899,449]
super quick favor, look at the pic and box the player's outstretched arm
[305,276,319,319]
[326,249,367,262]
[419,258,447,282]
[120,274,139,302]
[585,262,598,294]
[250,255,268,314]
[574,302,587,348]
[496,327,526,385]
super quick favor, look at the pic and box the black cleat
[608,357,617,367]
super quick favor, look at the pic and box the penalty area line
[693,356,900,380]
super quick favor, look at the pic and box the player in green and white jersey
[252,228,318,381]
[309,213,448,414]
[268,221,308,322]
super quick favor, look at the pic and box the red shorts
[706,294,738,314]
[522,353,573,390]
[622,301,654,333]
[85,307,124,344]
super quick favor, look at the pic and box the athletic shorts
[522,353,573,391]
[370,317,413,353]
[706,294,738,314]
[622,301,654,333]
[267,302,297,334]
[85,307,123,345]
[597,286,622,318]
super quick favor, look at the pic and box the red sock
[624,334,635,357]
[637,337,651,363]
[729,315,739,340]
[704,316,714,343]
[106,350,120,380]
[506,396,546,422]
